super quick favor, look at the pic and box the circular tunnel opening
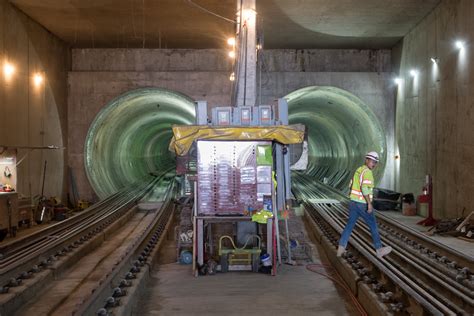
[85,88,195,199]
[286,86,386,191]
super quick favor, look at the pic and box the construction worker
[337,151,392,258]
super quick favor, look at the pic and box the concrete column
[236,0,256,107]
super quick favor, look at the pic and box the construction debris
[456,211,474,232]
[428,211,474,241]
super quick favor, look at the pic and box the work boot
[336,245,345,257]
[376,246,392,258]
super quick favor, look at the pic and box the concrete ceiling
[10,0,440,49]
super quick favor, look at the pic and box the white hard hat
[365,151,379,162]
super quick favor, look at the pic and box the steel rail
[294,172,473,269]
[75,179,177,315]
[0,190,124,258]
[376,212,473,270]
[328,204,473,298]
[293,174,473,315]
[305,202,448,315]
[1,189,139,267]
[306,180,474,294]
[1,183,147,265]
[0,177,162,287]
[319,203,469,315]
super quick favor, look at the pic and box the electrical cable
[230,29,242,106]
[258,48,262,105]
[256,15,264,105]
[306,263,368,316]
[243,25,248,105]
[185,0,236,24]
[230,1,244,106]
[258,49,271,87]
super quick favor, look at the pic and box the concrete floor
[135,210,473,316]
[135,211,359,316]
[136,264,358,316]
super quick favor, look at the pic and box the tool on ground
[35,160,48,224]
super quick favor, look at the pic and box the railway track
[78,179,178,315]
[293,172,473,315]
[0,173,176,315]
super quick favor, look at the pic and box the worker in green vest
[337,152,392,258]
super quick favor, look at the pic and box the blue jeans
[339,201,382,250]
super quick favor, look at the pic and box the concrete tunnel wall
[394,0,474,218]
[68,48,395,202]
[1,0,471,220]
[0,0,70,200]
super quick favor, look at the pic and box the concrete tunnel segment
[84,86,386,198]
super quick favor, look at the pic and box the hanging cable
[306,263,368,315]
[257,15,264,105]
[185,0,236,24]
[230,0,244,106]
[243,25,248,105]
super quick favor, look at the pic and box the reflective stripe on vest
[351,190,365,201]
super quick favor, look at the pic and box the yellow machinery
[219,235,261,272]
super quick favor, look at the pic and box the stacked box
[197,141,270,215]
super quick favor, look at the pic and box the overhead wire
[185,0,236,24]
[142,0,146,48]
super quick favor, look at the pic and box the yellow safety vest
[252,210,274,224]
[349,165,374,203]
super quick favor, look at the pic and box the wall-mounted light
[227,37,235,46]
[228,51,236,59]
[229,72,235,81]
[33,73,44,86]
[455,40,465,50]
[410,69,418,77]
[430,57,439,64]
[394,77,402,85]
[3,62,15,77]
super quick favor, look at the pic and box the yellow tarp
[170,124,305,156]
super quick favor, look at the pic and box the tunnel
[287,86,386,191]
[85,86,386,198]
[85,88,196,199]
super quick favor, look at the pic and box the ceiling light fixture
[410,69,418,77]
[430,57,439,64]
[394,78,402,85]
[228,51,235,59]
